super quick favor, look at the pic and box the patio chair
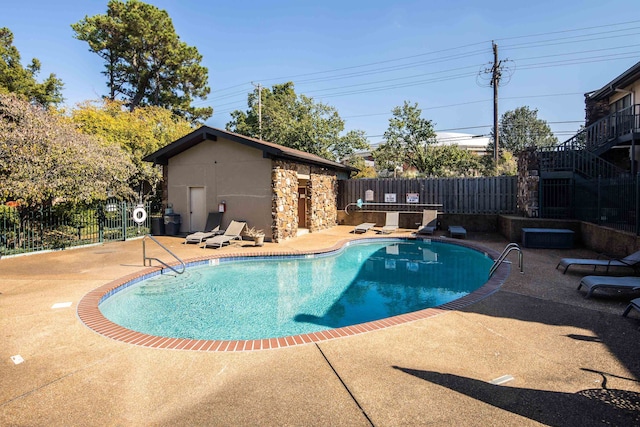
[448,225,467,239]
[184,212,224,244]
[556,250,640,274]
[416,209,438,235]
[577,275,640,298]
[622,297,640,317]
[378,212,399,234]
[202,220,246,249]
[352,222,376,234]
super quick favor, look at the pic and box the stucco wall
[166,137,273,238]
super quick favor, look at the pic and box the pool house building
[143,126,355,242]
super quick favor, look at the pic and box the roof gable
[143,126,355,172]
[587,60,640,101]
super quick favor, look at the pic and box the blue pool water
[99,239,493,341]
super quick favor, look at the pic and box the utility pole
[491,41,501,163]
[479,42,512,163]
[252,82,262,140]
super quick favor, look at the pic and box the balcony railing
[558,104,640,155]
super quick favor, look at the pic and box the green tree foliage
[374,101,437,175]
[342,155,377,178]
[480,150,517,176]
[490,106,558,153]
[0,27,63,106]
[67,99,193,196]
[226,82,369,161]
[72,0,211,123]
[0,93,135,207]
[420,144,484,177]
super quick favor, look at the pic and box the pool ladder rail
[142,234,186,275]
[490,243,523,277]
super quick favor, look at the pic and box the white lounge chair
[184,212,224,244]
[202,220,246,249]
[577,275,640,298]
[353,222,376,234]
[417,209,438,235]
[378,212,399,234]
[448,225,467,238]
[556,250,640,274]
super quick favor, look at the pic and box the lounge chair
[378,212,399,234]
[353,222,376,234]
[623,297,640,317]
[448,225,467,239]
[577,275,640,298]
[417,209,438,235]
[184,212,224,244]
[202,220,246,249]
[556,250,640,274]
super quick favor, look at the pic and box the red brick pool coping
[77,236,510,351]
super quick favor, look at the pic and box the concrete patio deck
[1,226,639,426]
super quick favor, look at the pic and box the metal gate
[0,199,151,257]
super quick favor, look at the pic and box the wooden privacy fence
[338,176,517,214]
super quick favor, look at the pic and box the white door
[189,187,206,232]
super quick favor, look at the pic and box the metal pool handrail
[344,202,443,215]
[490,243,523,277]
[142,234,186,275]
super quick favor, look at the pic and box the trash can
[164,213,181,236]
[151,216,165,236]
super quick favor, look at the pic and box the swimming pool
[93,238,497,344]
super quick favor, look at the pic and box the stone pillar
[308,168,338,232]
[517,148,540,218]
[271,161,299,242]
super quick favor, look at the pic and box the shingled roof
[143,126,356,173]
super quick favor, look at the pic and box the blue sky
[3,0,639,144]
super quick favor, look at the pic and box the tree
[0,93,135,208]
[490,106,557,153]
[226,82,369,161]
[420,144,484,177]
[72,0,211,123]
[67,99,193,197]
[374,101,437,175]
[0,27,63,106]
[342,155,377,178]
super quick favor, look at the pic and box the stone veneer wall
[271,160,299,242]
[584,93,610,126]
[271,161,339,241]
[308,168,338,232]
[517,147,540,218]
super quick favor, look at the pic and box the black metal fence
[0,199,152,257]
[540,175,639,234]
[338,176,517,214]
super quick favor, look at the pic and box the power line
[211,19,640,94]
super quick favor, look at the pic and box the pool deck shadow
[1,227,640,426]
